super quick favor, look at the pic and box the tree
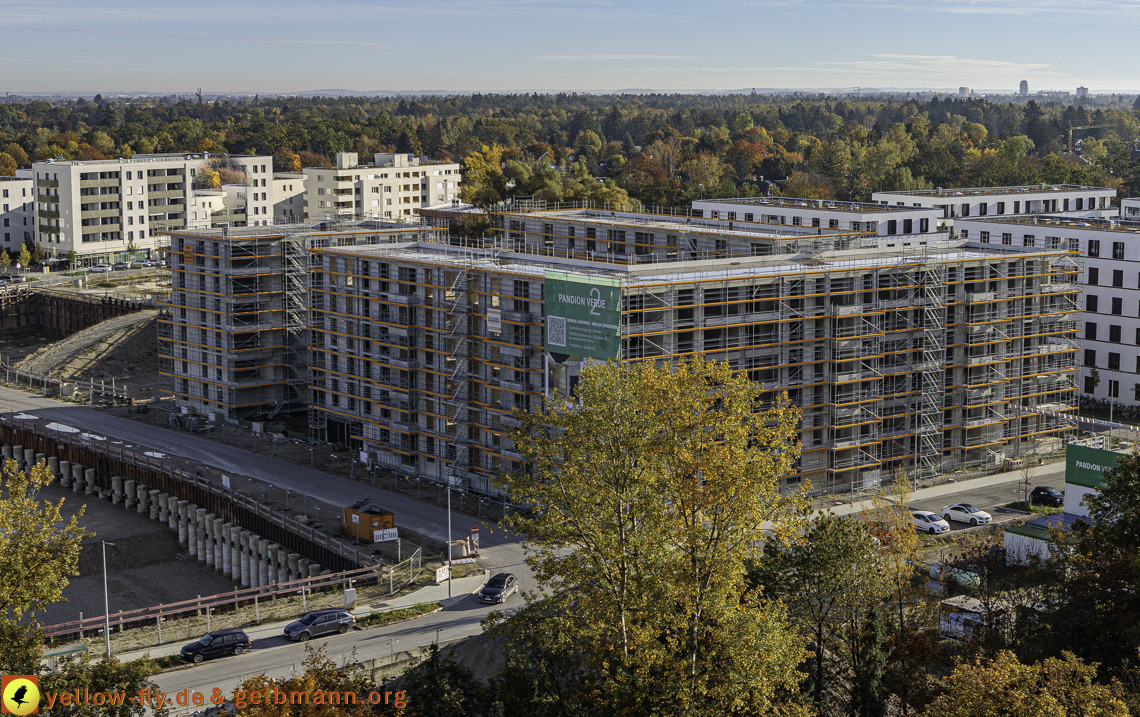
[401,644,488,716]
[0,250,11,270]
[497,358,809,714]
[750,512,885,710]
[0,458,88,620]
[66,249,78,267]
[459,144,510,211]
[849,606,889,717]
[16,244,31,269]
[41,653,165,717]
[922,651,1126,717]
[227,644,386,716]
[0,153,16,177]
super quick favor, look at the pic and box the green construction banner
[544,271,621,361]
[1065,443,1120,489]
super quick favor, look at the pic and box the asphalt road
[908,466,1067,533]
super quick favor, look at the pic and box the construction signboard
[543,271,621,361]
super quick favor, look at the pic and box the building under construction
[308,204,1081,494]
[158,221,448,425]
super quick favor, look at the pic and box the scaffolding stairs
[444,268,470,478]
[917,258,946,479]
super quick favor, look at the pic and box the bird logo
[1,676,39,715]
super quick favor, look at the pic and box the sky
[3,0,1139,95]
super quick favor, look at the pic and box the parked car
[912,510,950,535]
[129,261,146,269]
[155,259,168,267]
[1029,486,1064,508]
[941,504,993,526]
[479,573,520,603]
[8,274,26,283]
[89,264,112,273]
[180,629,250,663]
[112,262,130,270]
[283,609,355,641]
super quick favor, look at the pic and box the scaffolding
[917,256,946,479]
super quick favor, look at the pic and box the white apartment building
[273,173,305,224]
[692,197,946,247]
[32,152,274,264]
[1,176,34,250]
[958,214,1140,406]
[304,152,460,221]
[1120,198,1140,221]
[873,185,1117,227]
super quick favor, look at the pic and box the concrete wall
[0,291,147,334]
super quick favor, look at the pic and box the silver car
[283,609,355,641]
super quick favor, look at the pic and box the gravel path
[16,309,157,377]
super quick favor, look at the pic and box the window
[1112,297,1124,315]
[980,202,988,216]
[1110,325,1122,342]
[1109,352,1121,370]
[828,219,839,229]
[1087,295,1099,313]
[811,217,820,228]
[1084,349,1097,366]
[903,218,913,233]
[887,220,897,235]
[1085,322,1097,340]
[1110,379,1120,398]
[1002,233,1012,245]
[1085,376,1097,394]
[1014,201,1021,213]
[997,201,1005,214]
[961,203,970,217]
[1113,242,1125,260]
[1114,270,1124,288]
[920,218,929,233]
[980,231,990,243]
[1088,240,1100,257]
[1089,267,1100,285]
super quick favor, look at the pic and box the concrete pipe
[157,492,169,523]
[267,545,280,585]
[135,484,149,514]
[48,456,58,478]
[149,490,161,520]
[111,476,123,504]
[23,449,35,473]
[59,461,72,488]
[228,526,241,579]
[33,452,44,471]
[2,445,12,461]
[72,466,83,493]
[213,518,224,572]
[257,540,270,588]
[202,510,215,567]
[12,446,23,471]
[167,495,178,532]
[84,468,96,495]
[186,507,199,558]
[287,553,300,582]
[298,558,312,579]
[177,501,189,544]
[239,531,251,588]
[124,479,136,510]
[194,508,208,561]
[221,525,233,578]
[307,563,322,579]
[248,533,261,588]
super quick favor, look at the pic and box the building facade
[159,221,448,424]
[32,153,274,264]
[273,173,305,224]
[872,185,1117,226]
[303,152,460,221]
[0,176,34,251]
[959,214,1140,407]
[308,206,1080,496]
[692,197,946,244]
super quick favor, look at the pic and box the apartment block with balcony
[159,220,449,424]
[0,175,34,250]
[309,205,1080,497]
[303,152,460,221]
[32,153,274,264]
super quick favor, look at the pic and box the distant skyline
[3,0,1139,95]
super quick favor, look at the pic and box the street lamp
[102,541,116,657]
[446,482,453,600]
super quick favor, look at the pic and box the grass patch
[356,602,438,629]
[1002,500,1064,515]
[139,654,186,670]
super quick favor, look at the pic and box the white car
[912,510,950,535]
[88,264,112,273]
[941,504,992,526]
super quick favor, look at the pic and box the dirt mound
[18,310,157,378]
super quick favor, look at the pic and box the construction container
[341,499,395,543]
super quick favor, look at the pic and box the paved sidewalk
[114,571,489,664]
[823,460,1065,518]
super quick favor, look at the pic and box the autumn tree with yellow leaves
[497,358,810,715]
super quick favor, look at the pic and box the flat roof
[168,220,445,240]
[874,184,1115,198]
[0,176,31,182]
[317,239,1072,286]
[499,207,864,241]
[696,197,936,214]
[958,216,1140,234]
